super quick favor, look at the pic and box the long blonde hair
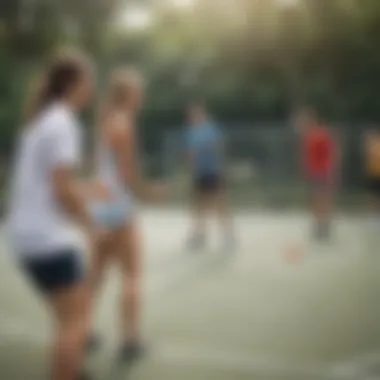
[92,68,143,169]
[99,67,142,124]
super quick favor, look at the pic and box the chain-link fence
[159,125,366,210]
[0,124,367,213]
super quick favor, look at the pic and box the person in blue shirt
[184,103,235,251]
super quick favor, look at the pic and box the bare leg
[85,232,115,350]
[88,232,115,296]
[112,220,144,361]
[49,283,89,380]
[188,193,208,249]
[214,192,233,233]
[119,222,140,342]
[313,189,333,240]
[213,191,235,250]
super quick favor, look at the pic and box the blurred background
[1,0,379,208]
[0,1,380,380]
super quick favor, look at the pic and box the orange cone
[283,241,304,262]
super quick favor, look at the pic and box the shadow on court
[0,210,379,380]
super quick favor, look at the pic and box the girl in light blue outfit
[86,68,164,361]
[90,138,135,228]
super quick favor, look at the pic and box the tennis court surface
[0,209,379,380]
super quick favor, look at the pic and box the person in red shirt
[295,108,337,240]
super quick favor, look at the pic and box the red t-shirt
[302,127,334,177]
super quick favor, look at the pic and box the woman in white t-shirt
[85,68,165,361]
[8,48,95,380]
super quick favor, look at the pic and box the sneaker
[223,234,237,253]
[187,234,205,252]
[312,223,331,242]
[77,371,92,380]
[85,334,101,354]
[118,340,146,363]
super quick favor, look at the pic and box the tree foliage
[1,0,380,154]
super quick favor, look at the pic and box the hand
[85,223,108,253]
[148,182,168,202]
[89,180,110,200]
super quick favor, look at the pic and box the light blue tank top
[90,133,134,227]
[96,139,133,205]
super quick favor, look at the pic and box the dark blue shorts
[194,173,224,194]
[20,248,84,293]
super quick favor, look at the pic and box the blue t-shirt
[184,122,222,175]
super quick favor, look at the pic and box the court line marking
[151,345,380,380]
[329,350,380,379]
[0,223,378,379]
[0,314,379,380]
[152,343,333,378]
[0,315,331,378]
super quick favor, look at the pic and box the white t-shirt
[7,102,82,257]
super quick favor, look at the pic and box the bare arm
[183,129,195,169]
[52,166,95,232]
[48,123,96,233]
[214,129,225,165]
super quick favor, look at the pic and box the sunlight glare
[275,0,298,8]
[118,6,154,31]
[169,0,195,10]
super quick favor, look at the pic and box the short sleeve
[208,123,220,139]
[318,131,331,150]
[45,118,81,168]
[210,123,223,147]
[184,129,194,151]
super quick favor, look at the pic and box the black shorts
[367,177,380,197]
[20,248,84,294]
[194,173,224,194]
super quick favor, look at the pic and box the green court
[0,210,379,380]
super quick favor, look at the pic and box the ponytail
[23,47,90,123]
[23,72,48,123]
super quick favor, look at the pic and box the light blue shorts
[89,200,134,228]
